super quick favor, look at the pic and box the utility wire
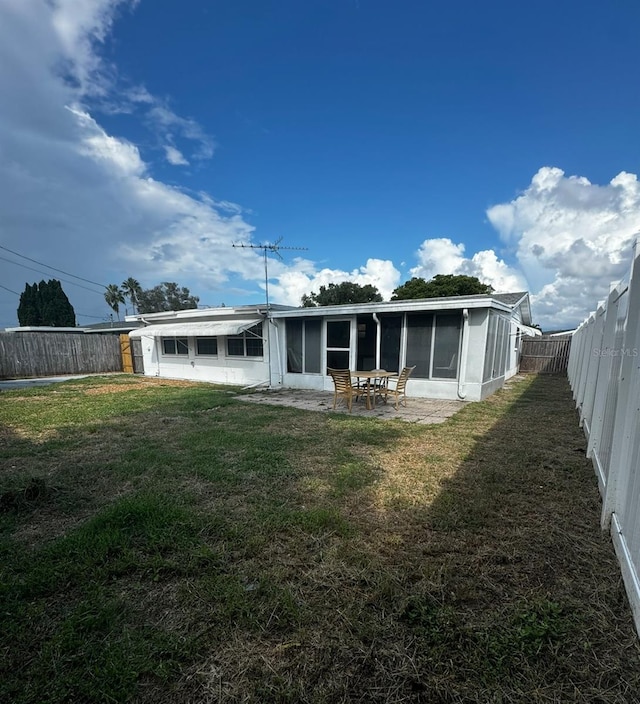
[0,283,20,295]
[0,255,105,296]
[0,243,108,289]
[76,312,108,320]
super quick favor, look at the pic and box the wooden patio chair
[327,367,359,412]
[382,365,416,410]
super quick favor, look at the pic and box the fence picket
[0,332,122,379]
[568,241,640,637]
[519,335,571,373]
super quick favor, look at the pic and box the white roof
[519,323,542,337]
[129,319,261,338]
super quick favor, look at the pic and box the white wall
[132,302,523,402]
[136,334,270,387]
[273,307,505,402]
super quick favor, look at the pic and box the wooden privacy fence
[568,241,640,637]
[0,332,123,379]
[519,335,572,373]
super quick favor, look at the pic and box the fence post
[580,304,607,437]
[575,313,597,424]
[568,320,585,392]
[586,284,622,468]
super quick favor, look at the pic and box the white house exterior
[128,292,538,402]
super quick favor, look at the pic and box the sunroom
[270,292,534,401]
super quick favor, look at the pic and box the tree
[104,284,125,320]
[391,274,494,300]
[41,279,76,326]
[301,282,383,307]
[17,279,76,327]
[137,282,199,313]
[121,277,142,314]
[17,283,40,326]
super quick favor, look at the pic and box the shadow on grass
[368,373,640,701]
[194,374,640,703]
[2,374,640,703]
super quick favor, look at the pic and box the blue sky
[1,0,640,330]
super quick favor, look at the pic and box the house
[127,292,539,402]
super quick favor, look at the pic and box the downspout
[373,312,381,368]
[269,317,283,387]
[457,308,469,400]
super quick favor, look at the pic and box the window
[496,318,509,377]
[287,320,303,372]
[406,314,433,379]
[196,337,218,356]
[380,315,402,373]
[483,311,497,382]
[286,319,321,373]
[483,311,509,381]
[326,320,350,371]
[226,324,263,357]
[406,312,461,380]
[162,337,188,355]
[305,320,321,373]
[356,315,376,370]
[432,314,460,379]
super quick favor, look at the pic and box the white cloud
[409,238,527,293]
[0,0,259,325]
[487,167,640,328]
[147,104,216,161]
[50,0,136,96]
[1,2,638,334]
[68,105,146,176]
[164,145,189,166]
[269,259,401,306]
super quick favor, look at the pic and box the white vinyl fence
[568,241,640,636]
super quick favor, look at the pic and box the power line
[76,312,108,320]
[0,243,108,289]
[0,255,105,295]
[0,283,19,296]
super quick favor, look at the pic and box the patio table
[351,370,398,410]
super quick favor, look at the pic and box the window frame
[226,323,264,358]
[161,337,189,356]
[195,337,218,357]
[325,319,352,372]
[286,318,322,374]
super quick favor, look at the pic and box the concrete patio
[238,387,467,424]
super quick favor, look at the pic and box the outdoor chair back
[384,365,416,410]
[327,367,357,412]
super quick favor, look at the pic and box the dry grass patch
[1,373,640,703]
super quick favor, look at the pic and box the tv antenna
[232,237,308,309]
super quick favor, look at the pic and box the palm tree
[104,284,125,320]
[121,277,142,314]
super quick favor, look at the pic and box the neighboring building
[2,322,144,334]
[2,326,86,333]
[127,292,539,402]
[82,321,145,335]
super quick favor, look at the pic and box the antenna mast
[232,237,307,309]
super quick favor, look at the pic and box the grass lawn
[1,373,639,703]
